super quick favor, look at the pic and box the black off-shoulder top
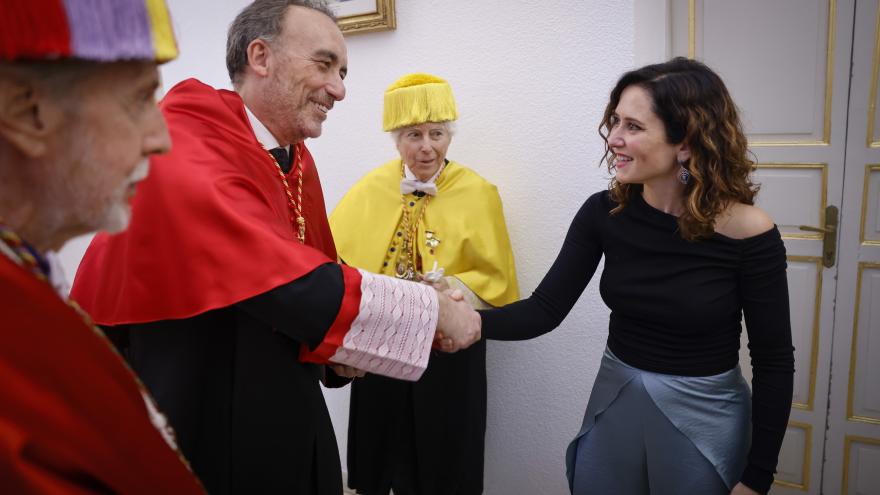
[481,190,794,493]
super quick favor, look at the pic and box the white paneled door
[640,0,879,492]
[824,0,880,493]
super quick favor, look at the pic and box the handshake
[330,280,482,380]
[434,287,482,352]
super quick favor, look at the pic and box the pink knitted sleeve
[329,270,438,381]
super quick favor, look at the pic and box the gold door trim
[774,420,813,490]
[841,436,880,493]
[688,0,836,146]
[847,262,880,424]
[868,1,880,147]
[754,163,828,240]
[787,256,822,412]
[860,165,880,245]
[688,0,696,58]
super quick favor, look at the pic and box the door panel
[639,1,875,492]
[825,0,880,492]
[754,164,828,240]
[776,421,814,490]
[671,0,836,145]
[784,257,823,412]
[665,1,856,493]
[862,166,880,244]
[848,265,880,424]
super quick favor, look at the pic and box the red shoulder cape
[0,256,203,493]
[71,79,339,324]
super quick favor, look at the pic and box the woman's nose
[608,128,624,147]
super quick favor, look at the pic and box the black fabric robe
[347,339,487,495]
[105,263,351,495]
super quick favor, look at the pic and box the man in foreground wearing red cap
[71,1,481,494]
[0,1,204,493]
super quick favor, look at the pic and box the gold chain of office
[394,162,444,280]
[265,144,306,244]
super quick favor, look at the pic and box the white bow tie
[400,178,438,196]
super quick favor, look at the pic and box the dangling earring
[678,159,691,185]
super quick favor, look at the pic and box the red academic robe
[0,255,204,494]
[69,79,438,494]
[72,79,361,336]
[72,78,363,365]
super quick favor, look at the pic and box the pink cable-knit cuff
[329,270,438,381]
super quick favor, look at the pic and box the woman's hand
[434,288,477,352]
[730,482,760,495]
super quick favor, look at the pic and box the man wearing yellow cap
[332,73,519,495]
[0,1,204,493]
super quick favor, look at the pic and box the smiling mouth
[613,154,633,168]
[313,100,330,114]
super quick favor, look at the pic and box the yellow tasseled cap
[382,73,458,131]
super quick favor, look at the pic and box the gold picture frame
[330,0,396,35]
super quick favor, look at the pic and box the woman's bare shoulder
[714,203,775,240]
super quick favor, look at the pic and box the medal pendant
[425,231,441,249]
[296,216,306,243]
[395,262,414,280]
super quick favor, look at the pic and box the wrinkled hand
[330,364,366,379]
[421,275,450,292]
[435,288,480,352]
[730,483,760,495]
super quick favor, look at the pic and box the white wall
[60,1,635,493]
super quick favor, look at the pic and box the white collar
[45,251,70,297]
[400,162,444,196]
[244,104,284,151]
[0,240,69,298]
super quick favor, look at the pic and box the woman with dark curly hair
[478,58,794,495]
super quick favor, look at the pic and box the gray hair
[390,121,457,143]
[226,0,336,86]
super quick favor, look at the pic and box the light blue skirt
[565,348,751,492]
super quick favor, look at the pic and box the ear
[245,38,272,78]
[677,143,691,164]
[0,76,61,158]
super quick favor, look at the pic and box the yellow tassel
[383,73,458,131]
[145,0,179,62]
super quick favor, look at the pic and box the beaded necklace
[0,221,196,474]
[0,224,48,281]
[265,143,306,244]
[394,162,444,280]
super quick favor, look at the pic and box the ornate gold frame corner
[335,0,396,35]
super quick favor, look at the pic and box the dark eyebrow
[613,112,644,126]
[313,49,348,78]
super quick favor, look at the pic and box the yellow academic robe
[330,159,518,306]
[333,159,518,493]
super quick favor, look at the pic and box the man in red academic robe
[0,1,204,493]
[71,2,481,494]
